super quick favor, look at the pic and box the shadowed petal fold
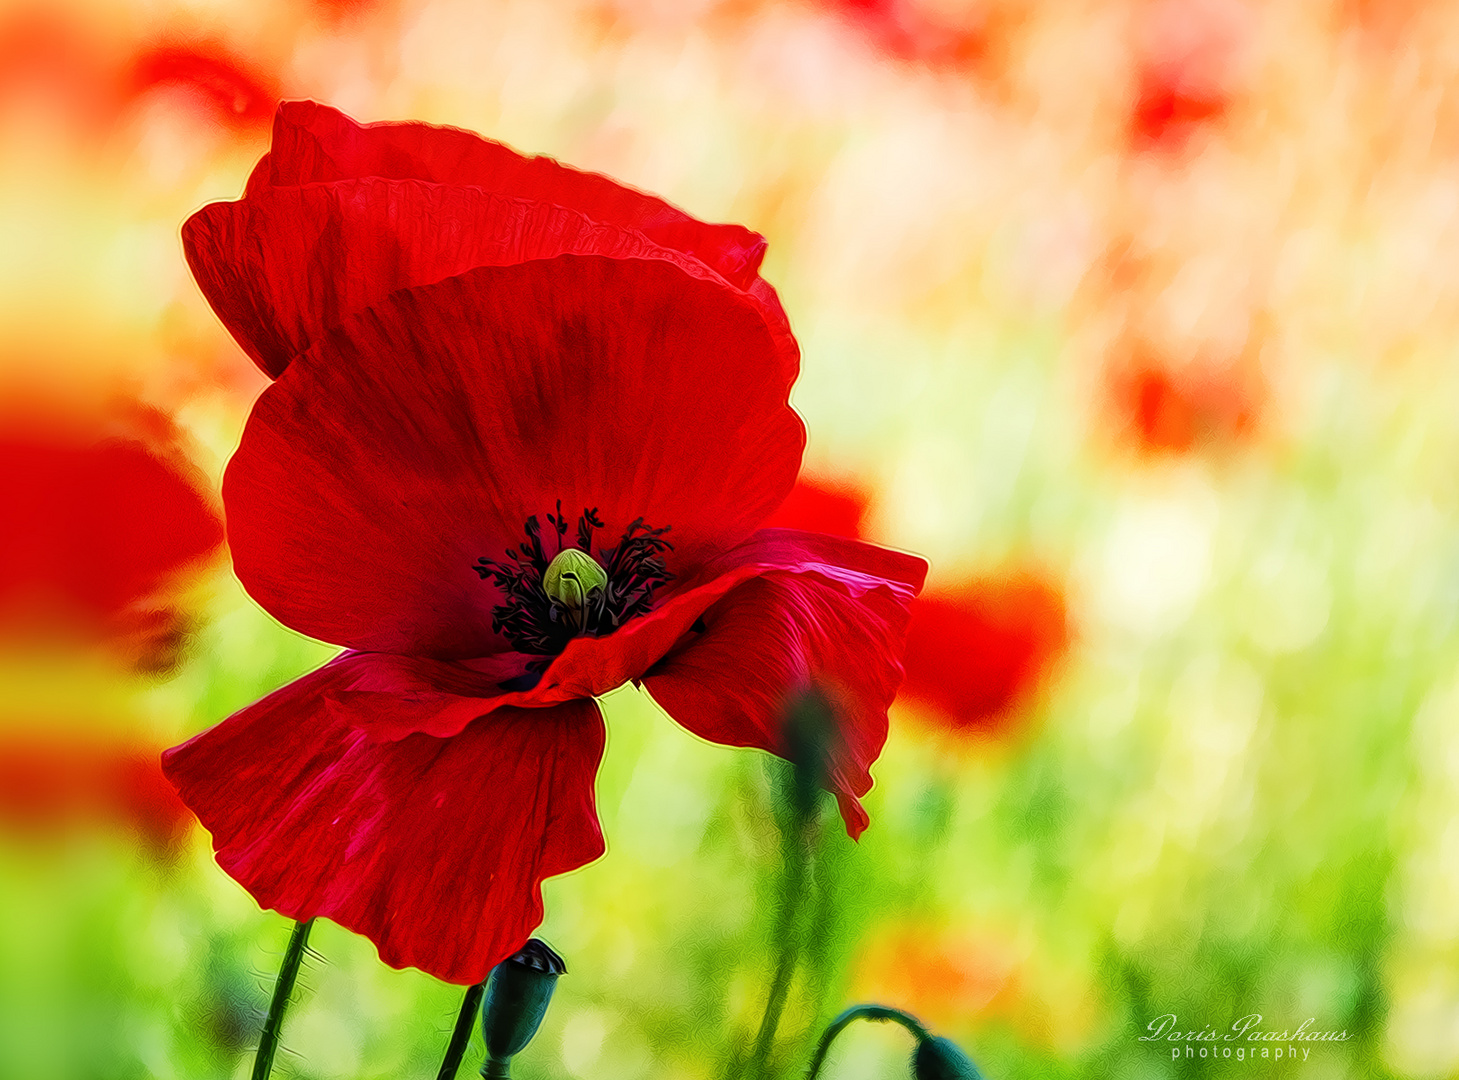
[224,255,804,658]
[641,529,927,838]
[161,654,605,985]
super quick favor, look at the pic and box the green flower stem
[745,849,807,1077]
[744,805,819,1080]
[804,1005,930,1080]
[436,981,486,1080]
[251,918,314,1080]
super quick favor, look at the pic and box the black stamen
[475,507,673,674]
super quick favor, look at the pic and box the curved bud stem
[251,918,314,1080]
[804,1005,930,1080]
[436,981,486,1080]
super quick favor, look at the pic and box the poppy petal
[161,654,605,985]
[261,100,771,291]
[642,529,927,838]
[224,255,804,658]
[184,179,786,379]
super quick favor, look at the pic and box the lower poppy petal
[641,529,926,838]
[162,655,605,985]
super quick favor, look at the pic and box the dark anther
[475,502,673,674]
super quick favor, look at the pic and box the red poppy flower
[1106,339,1262,454]
[164,102,927,985]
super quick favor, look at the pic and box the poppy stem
[803,1005,929,1080]
[435,981,486,1080]
[251,918,314,1080]
[744,815,815,1079]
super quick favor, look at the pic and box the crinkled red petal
[161,654,605,985]
[262,100,771,290]
[641,529,927,838]
[224,255,804,658]
[184,178,793,380]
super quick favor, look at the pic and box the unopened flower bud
[479,939,566,1078]
[912,1035,984,1080]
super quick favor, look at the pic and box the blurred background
[0,0,1456,1076]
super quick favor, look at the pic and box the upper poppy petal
[161,654,605,985]
[184,178,793,379]
[224,255,805,658]
[641,529,927,839]
[261,100,771,290]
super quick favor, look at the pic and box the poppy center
[474,504,673,676]
[541,548,608,630]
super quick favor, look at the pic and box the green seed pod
[542,548,607,611]
[479,939,566,1078]
[912,1035,985,1080]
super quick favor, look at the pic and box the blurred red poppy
[762,474,869,539]
[1130,65,1228,150]
[819,0,1004,71]
[0,404,223,667]
[165,102,927,985]
[124,42,279,129]
[0,13,280,136]
[1128,0,1246,151]
[0,735,191,853]
[899,575,1065,733]
[0,10,110,130]
[1106,346,1261,454]
[852,923,1020,1030]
